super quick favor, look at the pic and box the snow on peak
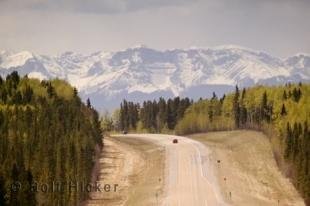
[0,45,309,110]
[214,44,253,51]
[0,51,34,68]
[130,44,148,49]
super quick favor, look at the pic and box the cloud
[0,0,195,14]
[0,0,309,57]
[1,0,309,14]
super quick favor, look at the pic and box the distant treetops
[117,97,192,133]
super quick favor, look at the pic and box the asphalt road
[117,134,226,206]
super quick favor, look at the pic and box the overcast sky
[0,0,309,57]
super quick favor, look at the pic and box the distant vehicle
[123,130,128,134]
[173,139,178,144]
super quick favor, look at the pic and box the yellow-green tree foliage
[0,72,102,206]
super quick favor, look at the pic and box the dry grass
[189,130,305,206]
[112,137,165,206]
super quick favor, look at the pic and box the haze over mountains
[0,45,309,111]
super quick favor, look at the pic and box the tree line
[116,97,192,133]
[0,72,102,206]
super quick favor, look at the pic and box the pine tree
[0,175,6,205]
[285,122,293,159]
[167,99,176,130]
[86,98,91,108]
[177,98,190,121]
[220,94,226,104]
[261,91,268,110]
[292,87,302,102]
[298,88,302,100]
[12,91,22,104]
[260,91,271,122]
[233,86,240,128]
[211,92,217,100]
[0,88,7,103]
[47,83,55,98]
[6,71,20,90]
[157,98,167,131]
[73,87,78,97]
[24,170,36,206]
[281,104,287,116]
[22,85,33,103]
[10,163,20,206]
[240,106,247,126]
[293,122,300,159]
[241,88,246,100]
[283,90,287,100]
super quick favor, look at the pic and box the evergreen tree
[0,175,6,205]
[22,85,33,103]
[220,94,226,104]
[281,104,287,116]
[292,87,302,102]
[10,163,20,206]
[167,99,176,130]
[211,92,217,100]
[240,106,247,126]
[233,85,240,128]
[261,91,268,110]
[285,123,292,159]
[241,88,246,100]
[24,171,36,206]
[86,98,92,108]
[157,98,167,131]
[47,83,55,98]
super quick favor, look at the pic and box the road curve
[115,134,227,206]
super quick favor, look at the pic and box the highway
[117,134,226,206]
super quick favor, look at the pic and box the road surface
[116,134,226,206]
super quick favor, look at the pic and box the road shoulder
[189,130,305,206]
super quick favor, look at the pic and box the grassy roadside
[188,130,305,206]
[111,136,165,206]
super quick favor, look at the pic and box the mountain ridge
[1,45,309,111]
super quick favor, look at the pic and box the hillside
[175,83,310,204]
[1,46,309,110]
[0,72,102,205]
[190,131,304,205]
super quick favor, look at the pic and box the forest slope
[0,72,102,206]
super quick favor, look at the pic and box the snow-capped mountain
[0,45,309,111]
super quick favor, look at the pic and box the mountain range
[0,45,309,111]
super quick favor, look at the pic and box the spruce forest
[0,72,102,205]
[117,83,310,204]
[116,97,192,133]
